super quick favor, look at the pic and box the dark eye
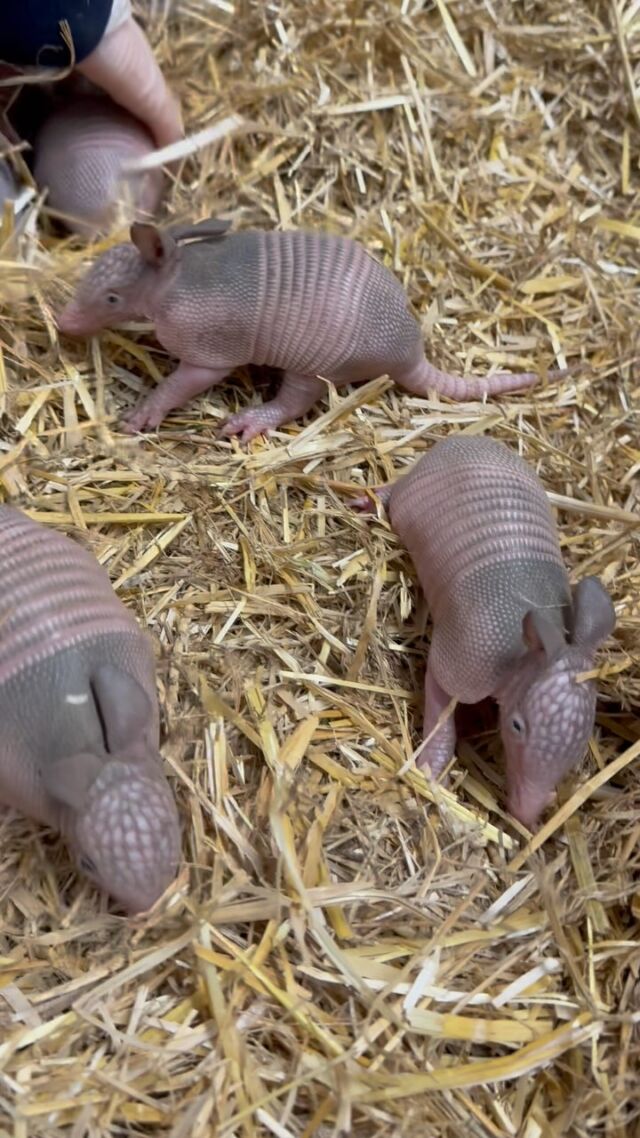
[79,855,97,875]
[511,715,526,735]
[106,293,120,305]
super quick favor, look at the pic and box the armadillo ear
[570,577,616,651]
[169,216,232,243]
[522,610,566,661]
[130,222,174,267]
[91,665,154,754]
[43,752,104,811]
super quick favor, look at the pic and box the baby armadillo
[0,506,180,912]
[57,219,566,440]
[355,436,615,828]
[33,91,163,238]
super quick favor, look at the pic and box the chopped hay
[1,1,639,1135]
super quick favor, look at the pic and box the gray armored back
[0,507,180,912]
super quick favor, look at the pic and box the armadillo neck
[0,509,139,686]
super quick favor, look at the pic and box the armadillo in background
[56,219,569,440]
[354,436,616,829]
[32,90,164,238]
[0,506,181,912]
[0,156,19,206]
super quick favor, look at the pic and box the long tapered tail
[397,356,569,401]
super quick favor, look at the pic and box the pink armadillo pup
[33,94,163,238]
[359,436,616,828]
[0,506,180,912]
[56,220,567,439]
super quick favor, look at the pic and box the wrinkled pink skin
[354,437,616,829]
[33,93,164,238]
[56,222,568,442]
[0,506,180,913]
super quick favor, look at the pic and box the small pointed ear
[42,752,104,811]
[522,610,566,660]
[91,665,153,753]
[570,577,616,651]
[130,222,175,266]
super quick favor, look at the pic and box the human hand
[0,0,183,150]
[76,2,183,149]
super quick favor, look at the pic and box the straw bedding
[1,0,639,1134]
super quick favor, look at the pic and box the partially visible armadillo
[354,436,616,828]
[0,156,19,206]
[0,129,21,207]
[0,506,180,912]
[56,219,568,440]
[33,89,164,238]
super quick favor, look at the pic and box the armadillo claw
[218,408,273,444]
[121,402,163,434]
[349,492,380,513]
[349,486,392,514]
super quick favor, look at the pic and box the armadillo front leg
[219,372,326,444]
[122,363,229,433]
[415,664,457,777]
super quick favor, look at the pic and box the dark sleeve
[0,1,114,68]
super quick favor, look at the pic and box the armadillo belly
[387,436,571,703]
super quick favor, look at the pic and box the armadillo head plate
[56,243,147,336]
[69,758,181,913]
[497,647,597,830]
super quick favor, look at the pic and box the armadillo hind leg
[219,372,327,444]
[122,362,229,433]
[415,665,457,777]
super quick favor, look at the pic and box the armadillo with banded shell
[0,506,180,912]
[32,86,164,238]
[355,436,616,828]
[57,218,568,440]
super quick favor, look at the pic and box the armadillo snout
[73,760,181,913]
[500,655,597,829]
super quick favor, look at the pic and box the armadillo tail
[397,356,567,402]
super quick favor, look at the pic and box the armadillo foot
[349,485,393,514]
[349,493,378,513]
[121,399,164,434]
[218,406,278,444]
[123,365,229,434]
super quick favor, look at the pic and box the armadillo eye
[510,715,526,736]
[106,292,120,305]
[79,855,97,875]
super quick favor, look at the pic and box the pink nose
[507,790,554,830]
[57,305,88,336]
